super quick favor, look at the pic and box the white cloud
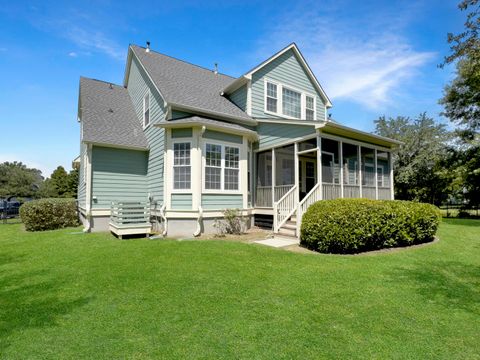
[65,26,124,60]
[68,51,78,57]
[255,6,435,110]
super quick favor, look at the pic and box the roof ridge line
[130,44,236,80]
[80,76,123,87]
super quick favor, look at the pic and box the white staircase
[273,182,322,240]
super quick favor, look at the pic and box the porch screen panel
[256,151,272,207]
[321,138,340,184]
[342,143,358,185]
[377,151,391,199]
[361,147,376,199]
[276,145,295,186]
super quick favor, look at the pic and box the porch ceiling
[316,121,402,149]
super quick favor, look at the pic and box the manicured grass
[0,219,479,359]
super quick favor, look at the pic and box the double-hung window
[205,143,240,191]
[205,144,222,190]
[173,142,191,189]
[143,93,150,127]
[305,95,315,120]
[266,82,278,113]
[282,87,301,118]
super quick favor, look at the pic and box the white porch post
[191,127,202,210]
[339,141,344,198]
[271,147,276,206]
[358,145,363,198]
[374,149,378,200]
[294,142,299,204]
[389,152,395,200]
[317,134,323,200]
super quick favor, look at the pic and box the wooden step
[290,215,297,222]
[283,223,297,230]
[278,227,296,237]
[285,220,297,226]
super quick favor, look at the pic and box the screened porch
[254,135,394,208]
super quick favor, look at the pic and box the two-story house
[77,42,401,238]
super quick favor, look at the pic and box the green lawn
[0,219,479,359]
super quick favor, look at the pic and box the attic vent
[214,63,218,74]
[146,41,151,53]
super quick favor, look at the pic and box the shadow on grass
[0,254,92,353]
[390,261,480,314]
[442,218,480,227]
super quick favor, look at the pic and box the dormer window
[143,93,150,127]
[264,78,316,120]
[266,82,278,113]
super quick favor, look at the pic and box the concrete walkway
[254,237,299,248]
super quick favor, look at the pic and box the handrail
[297,182,322,237]
[273,185,297,233]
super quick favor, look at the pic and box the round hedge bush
[20,198,80,231]
[300,199,441,254]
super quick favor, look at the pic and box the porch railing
[273,185,297,233]
[255,186,272,207]
[322,183,341,200]
[343,185,360,198]
[297,182,322,234]
[378,187,392,200]
[256,184,294,207]
[362,186,376,199]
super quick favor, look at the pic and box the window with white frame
[282,87,301,118]
[205,144,222,190]
[224,146,239,190]
[205,143,240,191]
[173,142,191,189]
[143,93,150,127]
[266,82,278,113]
[306,95,315,120]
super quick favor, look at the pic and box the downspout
[160,204,168,236]
[83,143,93,233]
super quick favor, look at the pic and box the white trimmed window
[173,142,191,189]
[282,87,301,118]
[264,79,316,120]
[305,95,315,120]
[204,143,240,191]
[266,82,278,113]
[143,93,150,127]
[205,144,222,190]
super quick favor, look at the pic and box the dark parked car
[0,200,21,219]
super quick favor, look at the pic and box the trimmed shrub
[20,198,80,231]
[300,199,441,254]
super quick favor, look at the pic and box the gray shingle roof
[130,45,254,124]
[157,115,257,138]
[79,77,148,150]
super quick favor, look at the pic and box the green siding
[172,128,193,138]
[229,85,248,111]
[171,193,192,210]
[127,56,166,205]
[203,129,243,144]
[251,49,326,121]
[77,143,87,209]
[256,122,316,150]
[91,146,148,209]
[201,194,243,210]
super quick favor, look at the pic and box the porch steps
[278,215,298,238]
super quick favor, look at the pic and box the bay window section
[282,87,301,118]
[204,143,240,191]
[173,142,191,190]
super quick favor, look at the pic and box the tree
[38,166,79,198]
[374,113,452,205]
[0,162,43,198]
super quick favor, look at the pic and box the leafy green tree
[50,166,70,197]
[0,162,43,198]
[39,166,78,198]
[374,113,453,205]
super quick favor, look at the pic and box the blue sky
[0,0,464,177]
